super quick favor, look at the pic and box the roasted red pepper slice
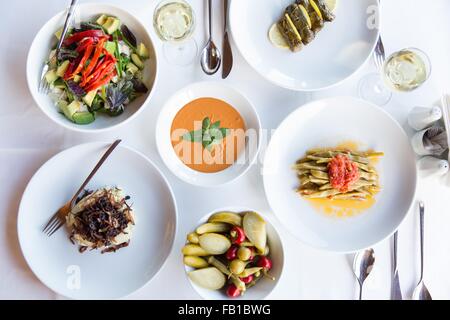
[63,29,105,47]
[84,66,116,92]
[80,56,106,86]
[75,37,95,53]
[81,58,111,87]
[68,43,95,79]
[82,38,107,84]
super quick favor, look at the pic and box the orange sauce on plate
[171,97,246,173]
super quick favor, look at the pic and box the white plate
[229,0,379,91]
[27,3,158,132]
[156,82,261,187]
[263,97,417,252]
[184,207,284,300]
[18,142,177,299]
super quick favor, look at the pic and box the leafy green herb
[182,117,230,152]
[202,117,211,130]
[89,94,104,112]
[182,129,202,142]
[210,121,220,129]
[105,77,134,116]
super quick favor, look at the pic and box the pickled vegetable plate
[183,207,284,300]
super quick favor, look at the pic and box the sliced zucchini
[45,69,58,84]
[72,111,95,125]
[54,27,63,40]
[96,14,108,26]
[73,75,82,83]
[131,53,144,69]
[104,17,121,35]
[57,100,68,112]
[56,60,70,77]
[136,43,149,59]
[104,41,116,55]
[53,78,66,89]
[82,90,97,107]
[126,62,139,75]
[61,100,82,120]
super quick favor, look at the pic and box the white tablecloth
[2,0,450,300]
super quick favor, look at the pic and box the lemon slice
[268,23,289,50]
[325,0,337,12]
[299,5,312,28]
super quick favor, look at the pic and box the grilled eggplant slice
[315,0,335,22]
[286,4,315,45]
[297,0,324,33]
[277,13,303,52]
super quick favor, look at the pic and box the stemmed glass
[153,0,198,66]
[358,48,432,106]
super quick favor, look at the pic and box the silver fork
[38,64,50,94]
[373,36,386,70]
[43,139,121,237]
[373,0,385,70]
[38,0,78,94]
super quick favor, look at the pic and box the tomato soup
[171,97,246,173]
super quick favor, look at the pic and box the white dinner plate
[229,0,379,91]
[263,97,417,252]
[18,142,177,299]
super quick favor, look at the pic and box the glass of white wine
[153,0,197,66]
[358,48,431,106]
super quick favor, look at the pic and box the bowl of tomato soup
[156,82,261,186]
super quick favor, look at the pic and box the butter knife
[391,231,403,300]
[222,0,233,79]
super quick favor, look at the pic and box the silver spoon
[200,0,221,75]
[412,201,432,300]
[353,248,375,300]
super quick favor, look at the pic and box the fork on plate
[38,0,78,94]
[43,139,121,237]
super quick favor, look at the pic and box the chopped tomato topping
[328,154,360,193]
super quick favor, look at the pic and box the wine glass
[153,0,198,66]
[358,48,432,106]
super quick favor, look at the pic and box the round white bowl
[156,82,262,187]
[263,96,417,253]
[26,3,158,133]
[184,207,284,300]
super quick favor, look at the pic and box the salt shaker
[407,106,442,131]
[418,156,449,178]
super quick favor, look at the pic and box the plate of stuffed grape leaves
[229,0,379,91]
[263,97,417,252]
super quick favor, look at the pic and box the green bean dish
[294,148,384,201]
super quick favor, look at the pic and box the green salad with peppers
[44,14,150,125]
